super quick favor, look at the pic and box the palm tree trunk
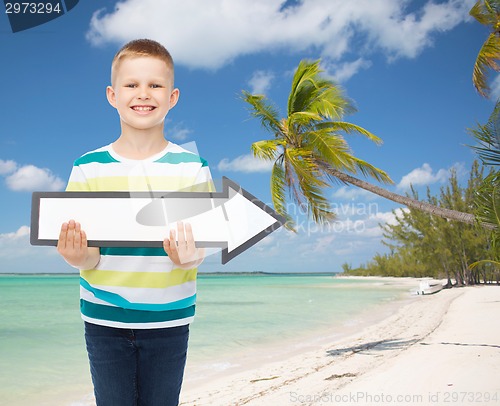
[327,168,496,230]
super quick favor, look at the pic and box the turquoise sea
[0,274,413,406]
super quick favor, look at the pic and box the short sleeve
[65,163,91,192]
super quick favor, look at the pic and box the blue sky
[0,0,494,273]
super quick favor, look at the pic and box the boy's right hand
[57,220,100,270]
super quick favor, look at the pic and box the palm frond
[315,121,383,145]
[472,32,500,97]
[288,60,355,120]
[317,155,393,186]
[241,91,282,136]
[270,162,295,231]
[307,84,355,120]
[470,0,500,26]
[350,156,394,184]
[475,171,500,229]
[288,60,322,115]
[251,139,285,161]
[304,129,355,172]
[284,147,334,224]
[298,181,336,224]
[288,111,323,128]
[284,148,326,187]
[469,100,500,165]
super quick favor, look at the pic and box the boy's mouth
[131,105,156,112]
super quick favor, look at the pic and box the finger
[163,232,174,251]
[57,222,69,250]
[163,238,173,258]
[177,222,186,247]
[185,223,194,244]
[74,222,82,249]
[168,230,180,263]
[169,229,178,250]
[184,223,196,254]
[81,230,88,249]
[67,220,76,249]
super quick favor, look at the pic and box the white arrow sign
[30,177,286,264]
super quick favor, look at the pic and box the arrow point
[219,177,286,263]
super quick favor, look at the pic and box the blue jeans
[84,322,189,406]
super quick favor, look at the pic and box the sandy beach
[180,284,500,406]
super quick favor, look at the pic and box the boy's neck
[112,129,169,160]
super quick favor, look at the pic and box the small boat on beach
[415,280,443,295]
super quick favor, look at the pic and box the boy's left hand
[163,222,205,269]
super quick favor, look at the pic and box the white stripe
[75,161,203,177]
[81,314,193,329]
[81,281,196,305]
[98,255,174,273]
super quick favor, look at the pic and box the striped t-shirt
[66,142,213,329]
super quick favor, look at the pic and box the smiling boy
[57,39,212,406]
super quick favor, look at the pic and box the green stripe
[81,299,195,323]
[80,268,197,288]
[66,182,89,192]
[75,151,119,165]
[101,247,167,256]
[154,152,208,167]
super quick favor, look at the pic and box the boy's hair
[111,39,174,86]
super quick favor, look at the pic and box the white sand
[180,286,500,406]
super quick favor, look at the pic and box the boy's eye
[125,84,137,88]
[150,84,163,88]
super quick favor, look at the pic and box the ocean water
[0,274,412,406]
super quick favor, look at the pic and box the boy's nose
[137,87,151,99]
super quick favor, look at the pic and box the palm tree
[470,0,500,98]
[242,59,490,230]
[469,100,500,269]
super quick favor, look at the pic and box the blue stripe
[81,299,195,324]
[74,151,119,165]
[100,247,167,257]
[80,278,196,311]
[154,152,208,167]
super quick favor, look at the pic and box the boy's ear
[169,88,180,109]
[106,86,117,108]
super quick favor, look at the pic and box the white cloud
[0,159,17,175]
[168,122,192,141]
[323,58,372,83]
[0,226,68,273]
[218,153,274,173]
[248,70,275,94]
[86,0,474,71]
[369,207,408,226]
[332,186,378,201]
[397,162,465,190]
[364,0,474,61]
[4,164,65,192]
[0,226,33,262]
[0,225,30,241]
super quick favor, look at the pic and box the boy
[57,39,212,406]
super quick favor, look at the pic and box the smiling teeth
[133,106,154,111]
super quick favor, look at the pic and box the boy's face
[106,56,179,134]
